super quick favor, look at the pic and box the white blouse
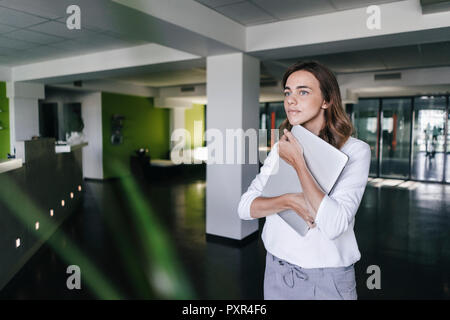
[237,136,371,268]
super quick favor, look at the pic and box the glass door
[353,99,380,176]
[380,98,412,179]
[445,98,450,183]
[411,96,446,182]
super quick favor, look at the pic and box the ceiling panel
[12,45,66,63]
[280,50,387,73]
[101,30,147,44]
[71,32,141,51]
[111,68,207,87]
[375,45,423,69]
[0,1,152,66]
[0,0,69,19]
[420,42,450,66]
[0,6,47,28]
[0,46,21,56]
[29,21,91,39]
[275,41,450,75]
[0,23,16,34]
[0,35,37,50]
[253,0,334,20]
[49,39,95,51]
[328,0,399,11]
[194,0,404,26]
[4,29,66,45]
[213,2,277,25]
[49,39,109,55]
[195,0,245,8]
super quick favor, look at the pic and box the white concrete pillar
[170,107,186,149]
[6,82,45,155]
[206,53,260,241]
[80,92,103,180]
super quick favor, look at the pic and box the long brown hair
[279,60,353,149]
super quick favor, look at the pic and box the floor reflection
[0,172,449,299]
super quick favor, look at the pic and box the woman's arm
[238,142,280,220]
[292,155,325,217]
[279,129,325,218]
[250,193,316,227]
[249,194,290,219]
[238,141,315,226]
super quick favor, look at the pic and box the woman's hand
[284,193,316,229]
[278,128,304,169]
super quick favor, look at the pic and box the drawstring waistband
[273,255,308,288]
[269,252,355,290]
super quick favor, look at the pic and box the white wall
[6,82,45,155]
[44,88,103,179]
[0,66,11,82]
[11,98,39,141]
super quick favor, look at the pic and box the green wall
[0,82,9,160]
[102,92,170,179]
[185,103,205,149]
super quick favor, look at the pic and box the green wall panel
[185,103,205,149]
[102,92,170,179]
[0,82,10,160]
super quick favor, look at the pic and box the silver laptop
[262,124,349,236]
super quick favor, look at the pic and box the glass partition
[411,96,446,182]
[353,99,379,176]
[380,98,411,179]
[259,95,450,184]
[446,105,450,183]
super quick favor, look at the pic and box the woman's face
[283,70,328,135]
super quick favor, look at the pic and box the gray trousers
[264,251,357,300]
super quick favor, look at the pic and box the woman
[237,61,371,300]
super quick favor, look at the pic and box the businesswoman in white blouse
[238,61,371,300]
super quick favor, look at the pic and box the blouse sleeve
[314,141,371,240]
[237,142,279,220]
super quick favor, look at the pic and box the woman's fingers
[291,206,314,224]
[282,129,303,155]
[284,129,295,142]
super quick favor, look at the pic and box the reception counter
[0,159,22,174]
[0,138,86,290]
[55,142,88,154]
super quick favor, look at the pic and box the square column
[206,53,260,241]
[6,82,45,156]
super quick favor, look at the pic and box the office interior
[0,0,449,299]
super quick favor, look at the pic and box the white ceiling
[0,0,148,66]
[194,0,403,26]
[1,0,449,89]
[102,41,450,88]
[110,68,207,88]
[105,59,208,88]
[276,41,450,74]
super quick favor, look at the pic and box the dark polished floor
[0,171,449,299]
